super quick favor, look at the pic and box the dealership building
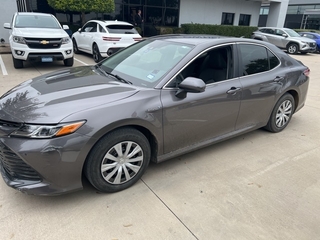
[1,0,319,42]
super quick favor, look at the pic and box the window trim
[235,42,281,79]
[163,43,237,89]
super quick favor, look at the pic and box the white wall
[179,0,262,26]
[0,0,18,43]
[289,0,320,4]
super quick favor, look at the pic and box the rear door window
[238,44,280,76]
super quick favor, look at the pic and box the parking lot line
[74,57,89,66]
[0,56,8,75]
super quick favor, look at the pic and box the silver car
[0,35,310,195]
[252,27,316,54]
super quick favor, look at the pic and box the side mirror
[3,23,11,30]
[175,77,206,98]
[282,33,288,38]
[62,25,69,30]
[78,28,82,33]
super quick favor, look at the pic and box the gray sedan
[0,35,310,195]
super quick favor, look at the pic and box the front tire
[287,43,299,54]
[72,39,80,54]
[12,56,23,69]
[92,43,103,63]
[264,94,295,133]
[84,128,151,193]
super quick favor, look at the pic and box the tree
[47,0,115,25]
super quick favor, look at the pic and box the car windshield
[106,24,138,34]
[99,39,194,88]
[14,15,61,29]
[285,29,301,37]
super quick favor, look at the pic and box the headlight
[10,121,85,138]
[12,36,26,44]
[61,37,71,44]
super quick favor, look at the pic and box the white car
[72,20,142,62]
[3,12,74,69]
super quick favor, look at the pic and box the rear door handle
[274,76,285,82]
[226,87,241,95]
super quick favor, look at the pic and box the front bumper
[0,133,91,195]
[10,41,73,61]
[300,42,317,53]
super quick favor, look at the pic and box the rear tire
[12,56,23,69]
[84,128,151,193]
[64,57,74,67]
[287,43,299,54]
[93,43,103,63]
[264,94,295,133]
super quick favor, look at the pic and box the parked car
[251,27,316,54]
[0,35,310,195]
[3,12,74,69]
[72,20,142,62]
[299,31,320,53]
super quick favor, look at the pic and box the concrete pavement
[0,52,319,240]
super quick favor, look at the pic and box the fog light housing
[65,50,72,55]
[107,49,114,55]
[15,50,25,56]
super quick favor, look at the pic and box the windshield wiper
[95,65,132,85]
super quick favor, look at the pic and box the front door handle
[226,87,241,95]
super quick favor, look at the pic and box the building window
[221,12,234,25]
[239,14,251,26]
[260,7,269,15]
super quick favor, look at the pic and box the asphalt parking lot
[0,50,319,240]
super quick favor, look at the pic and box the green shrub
[135,27,142,35]
[294,29,320,34]
[173,27,185,34]
[181,23,258,38]
[156,26,174,35]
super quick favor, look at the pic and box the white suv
[4,12,74,69]
[251,27,316,54]
[72,20,142,62]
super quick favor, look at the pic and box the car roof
[259,27,293,31]
[88,20,133,26]
[147,34,268,46]
[16,12,54,17]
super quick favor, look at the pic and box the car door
[77,22,97,52]
[271,29,288,48]
[161,45,242,154]
[264,28,283,48]
[235,43,284,131]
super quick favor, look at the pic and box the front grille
[24,38,62,49]
[308,42,315,47]
[0,141,41,181]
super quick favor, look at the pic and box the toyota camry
[0,35,310,195]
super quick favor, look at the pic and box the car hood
[13,28,69,38]
[0,66,140,124]
[290,36,316,43]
